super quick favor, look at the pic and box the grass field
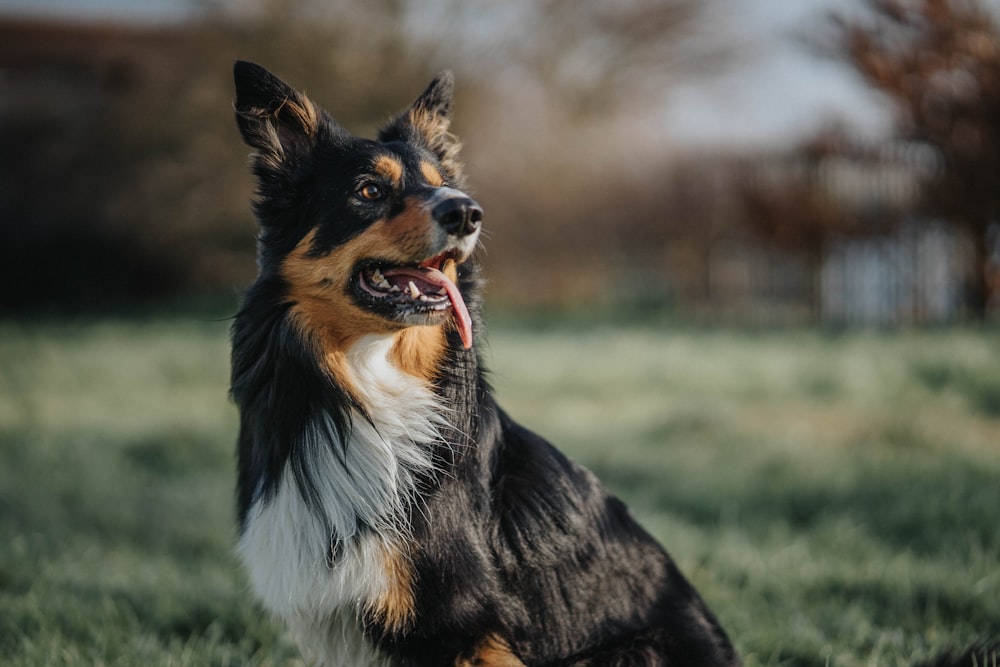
[0,317,998,666]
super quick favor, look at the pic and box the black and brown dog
[230,61,739,666]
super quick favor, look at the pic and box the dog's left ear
[379,71,463,184]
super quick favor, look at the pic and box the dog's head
[234,61,481,351]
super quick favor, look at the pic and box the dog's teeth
[408,281,421,297]
[436,286,447,296]
[377,279,391,290]
[389,284,401,293]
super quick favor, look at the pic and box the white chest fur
[237,334,444,665]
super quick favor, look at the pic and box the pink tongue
[384,267,473,349]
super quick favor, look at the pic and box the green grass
[1,318,998,666]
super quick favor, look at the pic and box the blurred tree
[205,0,719,115]
[840,0,1000,317]
[460,0,724,116]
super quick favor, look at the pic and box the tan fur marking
[275,94,318,137]
[441,257,459,285]
[390,325,446,383]
[456,635,526,667]
[370,541,416,634]
[374,154,404,185]
[409,107,450,145]
[420,160,445,187]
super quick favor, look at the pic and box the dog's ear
[379,71,463,184]
[233,60,323,166]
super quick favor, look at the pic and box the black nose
[432,196,483,237]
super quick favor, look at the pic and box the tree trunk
[966,224,991,321]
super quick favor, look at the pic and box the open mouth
[354,250,473,349]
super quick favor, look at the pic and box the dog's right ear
[233,61,322,165]
[378,71,464,185]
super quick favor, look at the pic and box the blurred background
[2,0,998,326]
[2,3,1000,665]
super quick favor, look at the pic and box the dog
[229,60,740,666]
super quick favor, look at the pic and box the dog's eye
[357,182,384,201]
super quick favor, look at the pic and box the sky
[0,0,946,150]
[662,0,893,149]
[0,0,190,23]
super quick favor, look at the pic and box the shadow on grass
[911,359,1000,418]
[590,453,1000,560]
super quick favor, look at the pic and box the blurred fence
[822,221,974,326]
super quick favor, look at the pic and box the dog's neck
[302,332,447,538]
